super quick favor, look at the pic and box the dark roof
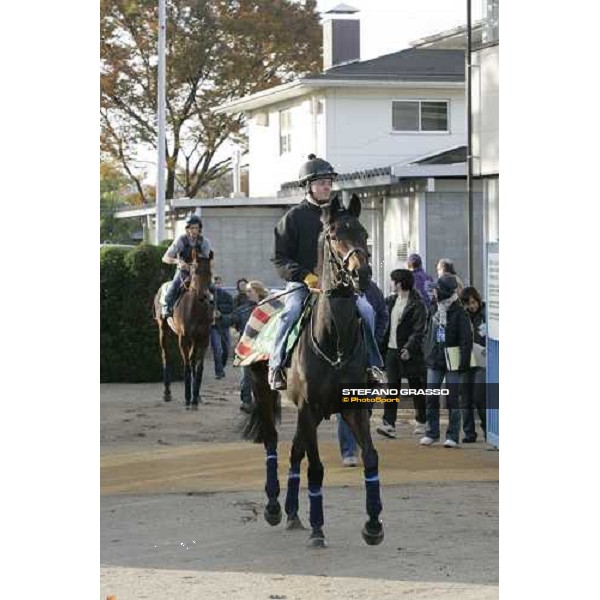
[306,48,464,82]
[280,167,392,191]
[412,145,467,165]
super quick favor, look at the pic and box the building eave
[171,196,297,208]
[213,78,465,115]
[212,80,317,114]
[392,163,466,178]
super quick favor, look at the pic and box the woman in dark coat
[230,280,269,411]
[421,275,473,448]
[232,278,249,311]
[376,269,427,439]
[460,286,487,442]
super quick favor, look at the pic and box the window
[391,100,449,132]
[279,109,292,154]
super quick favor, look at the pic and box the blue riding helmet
[185,215,203,228]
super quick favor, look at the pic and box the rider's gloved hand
[303,273,319,289]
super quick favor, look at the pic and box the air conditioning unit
[396,242,410,264]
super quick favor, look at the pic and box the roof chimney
[322,4,360,71]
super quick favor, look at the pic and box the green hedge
[100,242,184,382]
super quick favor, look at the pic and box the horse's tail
[239,362,281,444]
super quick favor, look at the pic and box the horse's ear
[348,193,361,218]
[328,194,342,222]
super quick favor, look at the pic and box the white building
[471,1,499,244]
[118,8,489,292]
[213,6,486,292]
[215,46,467,199]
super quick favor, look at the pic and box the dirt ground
[101,358,499,600]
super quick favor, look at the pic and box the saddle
[234,293,316,367]
[158,281,187,309]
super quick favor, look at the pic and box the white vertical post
[233,149,240,196]
[155,0,167,243]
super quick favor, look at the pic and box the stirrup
[269,367,287,391]
[367,366,386,385]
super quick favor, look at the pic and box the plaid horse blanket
[234,293,315,367]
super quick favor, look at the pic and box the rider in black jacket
[268,154,385,391]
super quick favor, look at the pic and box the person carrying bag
[420,275,473,448]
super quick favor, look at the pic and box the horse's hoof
[285,515,306,530]
[185,403,191,410]
[164,396,172,402]
[308,529,327,548]
[361,519,384,546]
[264,503,282,526]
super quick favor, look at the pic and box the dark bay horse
[154,252,213,408]
[244,194,384,547]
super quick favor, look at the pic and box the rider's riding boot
[163,302,174,318]
[269,367,287,391]
[367,366,386,386]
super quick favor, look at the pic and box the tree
[100,161,144,243]
[101,0,321,201]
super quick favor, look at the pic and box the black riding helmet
[185,214,203,229]
[298,154,338,187]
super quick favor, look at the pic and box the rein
[309,304,360,370]
[309,234,365,369]
[188,249,210,301]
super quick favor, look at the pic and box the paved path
[101,380,498,599]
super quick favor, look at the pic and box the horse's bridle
[324,233,368,292]
[188,252,211,301]
[309,233,368,369]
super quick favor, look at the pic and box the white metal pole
[155,0,166,243]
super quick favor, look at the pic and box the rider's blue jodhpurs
[164,269,187,310]
[269,282,384,371]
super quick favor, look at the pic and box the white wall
[325,87,466,174]
[247,95,326,197]
[472,45,499,176]
[246,84,465,197]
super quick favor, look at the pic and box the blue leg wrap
[285,467,301,516]
[308,485,324,528]
[265,450,280,502]
[364,467,382,518]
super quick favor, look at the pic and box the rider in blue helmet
[268,154,385,391]
[161,214,214,318]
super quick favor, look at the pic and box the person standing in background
[407,253,434,310]
[230,281,269,411]
[210,275,233,379]
[232,278,249,311]
[460,286,487,442]
[376,269,427,439]
[436,258,464,294]
[420,275,472,448]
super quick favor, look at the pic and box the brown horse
[154,252,213,408]
[242,194,384,547]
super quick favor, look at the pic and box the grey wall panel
[425,192,484,291]
[202,207,287,288]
